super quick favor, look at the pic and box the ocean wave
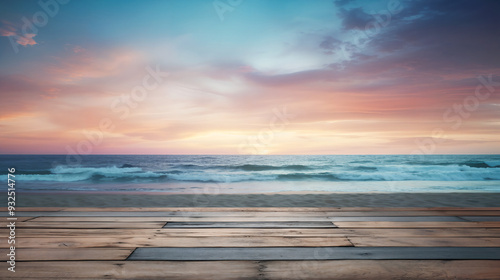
[276,172,341,181]
[485,160,500,167]
[351,166,378,171]
[171,164,311,171]
[13,160,500,183]
[234,164,311,171]
[18,165,166,183]
[120,164,137,168]
[403,160,500,168]
[348,160,372,164]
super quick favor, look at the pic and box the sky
[0,0,499,155]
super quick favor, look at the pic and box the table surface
[2,207,500,279]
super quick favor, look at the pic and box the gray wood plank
[17,222,166,229]
[3,211,179,217]
[9,207,500,212]
[29,216,333,222]
[461,216,500,222]
[328,216,464,222]
[163,222,336,228]
[20,215,467,222]
[333,221,500,228]
[129,247,500,261]
[2,211,329,217]
[349,237,500,247]
[3,211,329,217]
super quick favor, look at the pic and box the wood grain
[334,221,500,228]
[16,222,166,229]
[0,248,133,261]
[129,247,500,260]
[349,237,500,247]
[163,221,337,228]
[4,206,500,280]
[8,237,352,248]
[2,261,500,279]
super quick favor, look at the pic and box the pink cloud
[0,21,37,47]
[65,44,86,54]
[0,28,16,37]
[15,33,37,46]
[47,48,144,83]
[72,46,85,53]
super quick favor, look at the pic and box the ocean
[1,155,499,193]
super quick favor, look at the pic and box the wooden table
[2,207,500,279]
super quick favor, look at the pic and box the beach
[11,192,500,207]
[2,0,499,277]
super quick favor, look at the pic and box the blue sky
[1,0,499,154]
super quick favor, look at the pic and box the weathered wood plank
[265,260,500,280]
[54,207,500,212]
[11,210,500,218]
[328,216,464,222]
[29,217,174,222]
[5,228,342,237]
[328,211,500,216]
[154,229,342,237]
[7,237,351,248]
[1,207,65,212]
[3,211,182,217]
[16,222,166,229]
[129,247,500,261]
[339,228,500,237]
[460,216,500,222]
[3,260,500,279]
[1,217,34,222]
[4,211,341,217]
[29,216,333,222]
[0,261,259,279]
[54,207,345,212]
[4,211,331,217]
[350,237,500,247]
[439,211,500,216]
[163,222,336,228]
[0,248,133,261]
[3,228,160,237]
[5,227,500,238]
[334,221,500,228]
[8,207,500,212]
[15,214,500,223]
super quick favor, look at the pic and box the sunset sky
[1,0,499,155]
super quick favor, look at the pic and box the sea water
[0,154,499,193]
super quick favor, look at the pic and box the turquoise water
[1,154,499,193]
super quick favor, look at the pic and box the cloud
[244,0,500,100]
[333,0,355,7]
[0,27,15,37]
[338,7,373,30]
[0,20,37,47]
[319,36,343,54]
[359,0,500,72]
[65,44,86,54]
[1,0,499,154]
[387,137,500,147]
[13,32,36,46]
[244,69,334,86]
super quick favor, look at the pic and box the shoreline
[5,192,500,208]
